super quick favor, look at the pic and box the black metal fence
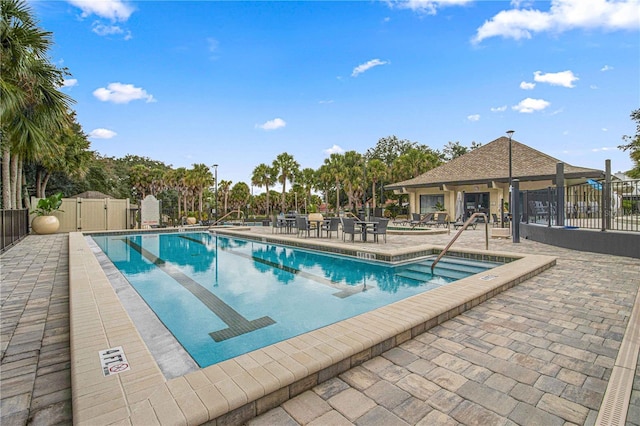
[522,179,640,232]
[1,209,30,253]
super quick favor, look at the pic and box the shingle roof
[386,137,603,189]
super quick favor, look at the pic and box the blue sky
[33,0,640,187]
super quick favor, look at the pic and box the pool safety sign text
[99,346,130,376]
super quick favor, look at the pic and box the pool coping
[69,229,556,425]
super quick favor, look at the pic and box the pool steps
[395,256,500,282]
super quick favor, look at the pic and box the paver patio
[1,225,638,425]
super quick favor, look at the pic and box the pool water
[91,232,499,367]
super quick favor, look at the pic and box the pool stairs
[395,255,500,282]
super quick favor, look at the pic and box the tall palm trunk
[2,145,12,209]
[10,154,20,208]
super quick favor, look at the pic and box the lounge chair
[340,217,361,242]
[453,216,478,230]
[392,215,409,226]
[491,213,500,227]
[433,213,449,228]
[410,213,435,228]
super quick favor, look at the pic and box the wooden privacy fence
[30,197,132,233]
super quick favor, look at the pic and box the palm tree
[342,151,364,211]
[392,148,440,182]
[1,0,74,208]
[251,163,277,217]
[272,153,299,213]
[367,159,387,210]
[189,163,213,218]
[229,182,250,217]
[299,167,316,212]
[321,153,346,212]
[218,180,232,215]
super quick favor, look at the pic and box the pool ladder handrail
[211,209,244,226]
[430,212,489,273]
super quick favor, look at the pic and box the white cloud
[67,0,134,21]
[473,0,640,44]
[590,84,599,89]
[62,78,78,88]
[207,38,219,52]
[592,146,616,152]
[490,105,507,112]
[92,22,124,36]
[319,100,334,104]
[467,114,480,122]
[324,144,344,155]
[351,59,389,77]
[520,81,536,90]
[534,70,579,88]
[601,64,614,71]
[257,118,286,131]
[93,83,155,104]
[512,97,550,113]
[89,128,117,139]
[389,0,473,15]
[602,128,608,132]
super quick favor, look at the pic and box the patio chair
[272,215,286,234]
[340,217,361,242]
[296,216,312,238]
[370,218,389,243]
[321,217,340,238]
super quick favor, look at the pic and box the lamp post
[213,164,218,223]
[506,130,515,239]
[362,160,367,220]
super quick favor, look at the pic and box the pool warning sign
[99,346,130,376]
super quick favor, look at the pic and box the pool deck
[1,225,639,425]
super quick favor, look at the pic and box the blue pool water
[91,232,499,367]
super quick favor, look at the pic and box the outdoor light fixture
[213,164,218,223]
[506,130,514,195]
[506,130,518,242]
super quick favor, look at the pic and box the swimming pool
[91,231,500,367]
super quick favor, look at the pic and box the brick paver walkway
[1,229,638,425]
[1,234,71,425]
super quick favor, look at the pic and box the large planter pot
[32,215,60,235]
[186,217,197,225]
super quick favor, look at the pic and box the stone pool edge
[69,231,556,425]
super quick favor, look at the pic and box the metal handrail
[430,212,489,273]
[211,209,244,226]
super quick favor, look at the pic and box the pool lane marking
[179,235,366,297]
[178,235,367,298]
[123,238,275,342]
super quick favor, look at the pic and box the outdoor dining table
[356,220,377,242]
[283,217,297,234]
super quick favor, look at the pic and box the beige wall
[30,197,130,233]
[406,180,554,220]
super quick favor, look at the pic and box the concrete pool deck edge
[69,230,556,425]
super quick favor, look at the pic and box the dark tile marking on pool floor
[179,235,367,298]
[123,239,275,342]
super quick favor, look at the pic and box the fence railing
[1,209,30,253]
[522,179,640,232]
